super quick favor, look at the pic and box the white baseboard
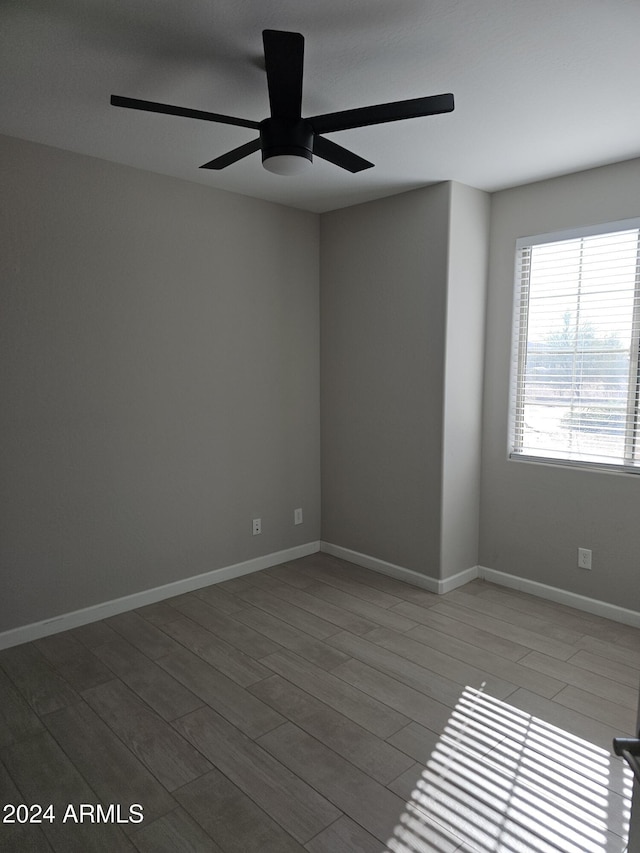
[320,541,478,594]
[478,565,640,629]
[5,542,635,650]
[439,565,480,594]
[319,543,640,628]
[0,541,321,651]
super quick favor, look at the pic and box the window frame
[508,217,640,476]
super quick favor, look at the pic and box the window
[509,219,640,472]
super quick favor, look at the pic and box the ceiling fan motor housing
[260,117,314,165]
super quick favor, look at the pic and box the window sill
[508,452,640,477]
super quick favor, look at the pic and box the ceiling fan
[111,29,454,176]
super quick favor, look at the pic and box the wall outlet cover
[577,547,592,570]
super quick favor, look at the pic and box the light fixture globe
[262,153,312,175]
[260,117,313,176]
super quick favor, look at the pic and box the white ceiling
[2,0,640,213]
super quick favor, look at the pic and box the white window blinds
[510,220,640,472]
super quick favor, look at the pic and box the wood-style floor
[0,552,638,852]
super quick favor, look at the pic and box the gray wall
[0,135,320,633]
[480,157,640,610]
[320,182,489,583]
[440,182,490,580]
[3,130,638,634]
[320,184,450,576]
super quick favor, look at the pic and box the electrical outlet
[252,518,262,536]
[294,507,303,525]
[577,547,592,570]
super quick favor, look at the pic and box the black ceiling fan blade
[313,136,374,173]
[200,138,262,170]
[309,93,454,135]
[262,30,304,119]
[110,95,260,130]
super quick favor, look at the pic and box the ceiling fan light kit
[262,155,312,175]
[260,117,313,174]
[111,29,454,177]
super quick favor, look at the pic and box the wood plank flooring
[0,552,638,852]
